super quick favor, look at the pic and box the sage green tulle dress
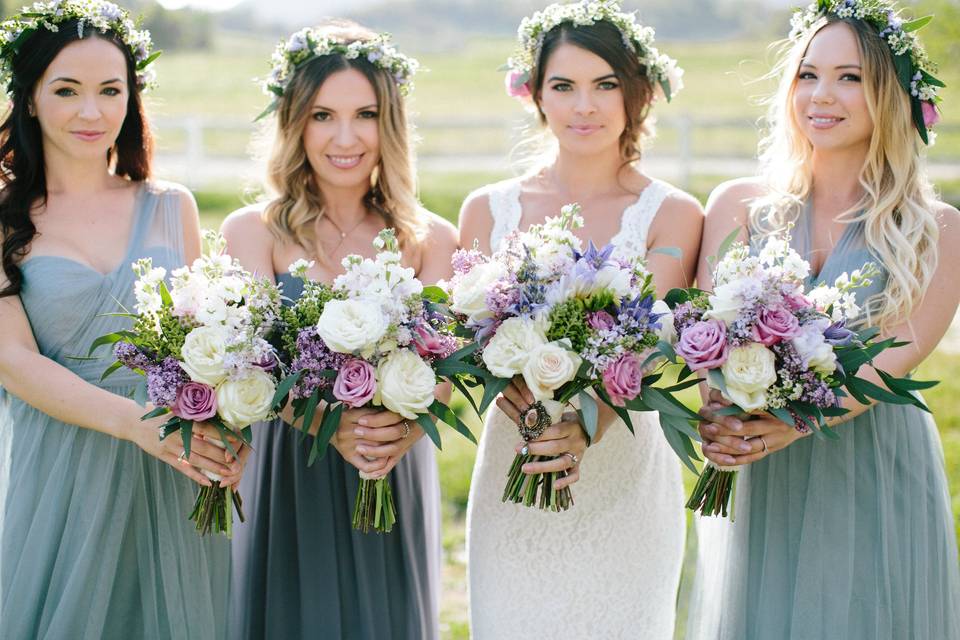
[0,183,230,639]
[687,210,960,639]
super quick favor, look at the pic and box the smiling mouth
[71,131,105,139]
[808,116,844,127]
[327,154,363,169]
[569,125,601,135]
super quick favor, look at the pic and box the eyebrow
[47,77,124,85]
[312,103,378,111]
[799,63,862,70]
[547,73,618,83]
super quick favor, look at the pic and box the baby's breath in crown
[257,28,419,121]
[789,0,945,144]
[504,0,683,103]
[0,0,159,94]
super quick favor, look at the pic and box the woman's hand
[514,411,588,490]
[129,414,239,486]
[192,421,251,489]
[331,407,403,477]
[353,410,424,477]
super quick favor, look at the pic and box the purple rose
[172,382,217,421]
[675,319,728,371]
[752,305,801,346]
[602,352,644,407]
[333,358,377,408]
[587,310,616,331]
[783,291,812,312]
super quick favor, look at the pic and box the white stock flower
[652,299,676,344]
[704,281,747,324]
[521,340,581,401]
[375,349,436,419]
[316,299,388,357]
[216,368,276,428]
[449,261,508,323]
[481,316,548,378]
[792,320,838,375]
[181,326,231,386]
[719,343,777,412]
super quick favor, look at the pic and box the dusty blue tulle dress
[687,208,960,639]
[0,182,230,639]
[228,273,441,640]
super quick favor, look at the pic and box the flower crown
[790,0,945,144]
[504,0,683,103]
[257,28,419,121]
[0,0,159,95]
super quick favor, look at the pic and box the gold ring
[760,436,769,453]
[563,452,579,465]
[401,421,411,439]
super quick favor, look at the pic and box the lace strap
[610,179,673,261]
[486,179,524,252]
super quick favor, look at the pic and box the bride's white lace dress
[465,177,686,639]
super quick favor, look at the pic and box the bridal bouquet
[274,229,476,533]
[93,231,282,536]
[447,204,700,512]
[660,230,933,518]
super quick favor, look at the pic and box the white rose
[181,326,230,386]
[481,316,548,378]
[316,299,387,357]
[703,281,745,324]
[652,299,676,344]
[216,368,276,428]
[719,343,777,412]
[375,349,436,419]
[450,261,507,323]
[521,341,582,401]
[792,321,837,375]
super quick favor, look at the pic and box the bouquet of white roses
[92,231,282,536]
[274,229,477,533]
[659,230,934,518]
[447,204,701,512]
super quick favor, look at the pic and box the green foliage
[131,306,191,360]
[546,298,589,352]
[278,283,341,357]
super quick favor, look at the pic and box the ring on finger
[401,421,411,439]
[759,436,769,453]
[177,450,187,462]
[563,452,579,466]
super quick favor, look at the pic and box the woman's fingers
[554,466,580,490]
[188,436,238,466]
[348,454,389,475]
[702,448,739,466]
[356,441,402,458]
[512,377,535,405]
[353,423,407,442]
[178,446,234,477]
[501,383,528,411]
[521,453,576,475]
[161,452,213,486]
[496,396,522,424]
[356,410,404,428]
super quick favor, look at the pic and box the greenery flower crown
[257,28,419,121]
[0,0,159,95]
[504,0,683,103]
[790,0,945,144]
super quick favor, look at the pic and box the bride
[459,2,703,637]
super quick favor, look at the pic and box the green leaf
[429,399,477,444]
[180,420,194,459]
[416,412,442,450]
[706,368,730,400]
[875,369,938,392]
[271,371,302,410]
[662,377,702,393]
[158,415,183,440]
[136,50,163,70]
[141,406,170,420]
[577,390,599,443]
[133,379,148,407]
[655,339,678,364]
[659,413,701,474]
[715,226,744,262]
[253,102,279,122]
[660,77,672,103]
[421,285,449,303]
[649,246,682,260]
[478,376,511,414]
[300,389,320,437]
[211,419,241,460]
[902,15,932,32]
[87,330,136,356]
[847,376,919,407]
[100,360,125,382]
[309,402,342,466]
[921,70,946,88]
[158,280,173,307]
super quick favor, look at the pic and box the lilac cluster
[485,276,520,317]
[146,356,188,408]
[771,342,838,416]
[114,341,152,371]
[672,302,703,334]
[727,304,760,346]
[291,328,348,400]
[451,248,488,276]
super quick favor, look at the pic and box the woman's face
[538,42,626,157]
[32,36,130,164]
[792,21,873,154]
[302,67,381,192]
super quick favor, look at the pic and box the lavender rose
[922,100,940,129]
[333,358,377,408]
[602,352,644,407]
[752,305,801,346]
[675,319,729,371]
[172,382,217,421]
[587,310,616,332]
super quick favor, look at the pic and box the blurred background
[5,0,956,637]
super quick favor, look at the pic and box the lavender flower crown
[504,0,683,103]
[257,28,419,121]
[790,0,944,144]
[0,0,159,95]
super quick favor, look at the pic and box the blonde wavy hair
[260,20,425,260]
[750,16,939,331]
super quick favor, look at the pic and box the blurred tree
[140,4,213,50]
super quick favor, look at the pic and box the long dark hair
[530,20,655,164]
[0,20,153,298]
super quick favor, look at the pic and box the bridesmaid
[0,3,240,638]
[223,20,456,639]
[688,2,960,639]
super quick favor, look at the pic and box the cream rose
[703,281,746,324]
[180,326,230,386]
[216,368,276,428]
[450,261,507,323]
[522,341,582,401]
[316,298,387,357]
[375,349,436,419]
[481,316,548,378]
[719,343,777,412]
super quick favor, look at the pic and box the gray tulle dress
[0,182,230,639]
[228,273,441,640]
[687,208,960,639]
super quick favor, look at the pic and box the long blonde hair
[261,20,425,260]
[751,16,939,330]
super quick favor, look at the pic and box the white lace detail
[486,178,524,252]
[610,178,673,262]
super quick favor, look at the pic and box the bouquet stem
[686,465,737,519]
[501,453,573,512]
[190,482,245,537]
[353,476,396,534]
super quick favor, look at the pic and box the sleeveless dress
[229,273,442,640]
[686,210,960,639]
[466,177,686,639]
[0,182,230,639]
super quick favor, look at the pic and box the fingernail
[704,424,718,435]
[721,455,736,465]
[354,428,365,436]
[521,464,531,473]
[739,442,752,452]
[358,418,368,426]
[356,446,367,454]
[731,419,743,429]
